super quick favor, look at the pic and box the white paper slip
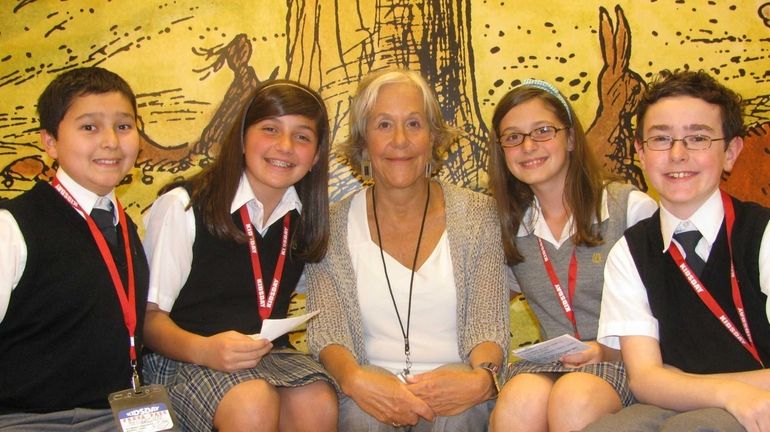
[249,310,320,342]
[512,334,591,364]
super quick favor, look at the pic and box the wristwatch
[476,362,501,398]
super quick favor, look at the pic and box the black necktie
[91,198,117,245]
[674,230,705,276]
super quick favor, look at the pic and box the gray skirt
[503,360,635,407]
[143,349,334,432]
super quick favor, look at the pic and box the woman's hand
[345,368,435,426]
[559,340,604,367]
[199,331,272,373]
[405,368,493,416]
[319,345,434,426]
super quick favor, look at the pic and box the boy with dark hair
[588,70,770,431]
[0,66,149,431]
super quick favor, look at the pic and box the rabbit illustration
[586,5,647,191]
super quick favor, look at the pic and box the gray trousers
[0,408,115,432]
[582,404,745,432]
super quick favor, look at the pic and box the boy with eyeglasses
[586,70,770,431]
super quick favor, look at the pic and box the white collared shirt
[0,169,117,321]
[517,188,658,248]
[659,188,725,263]
[143,172,303,311]
[598,188,770,349]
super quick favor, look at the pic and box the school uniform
[141,174,331,432]
[503,182,657,406]
[0,170,149,430]
[590,189,770,431]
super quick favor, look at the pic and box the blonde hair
[341,69,459,176]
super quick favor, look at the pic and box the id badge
[109,384,180,432]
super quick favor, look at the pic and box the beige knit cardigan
[307,182,510,365]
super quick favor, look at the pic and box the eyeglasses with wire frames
[642,135,726,151]
[498,125,569,148]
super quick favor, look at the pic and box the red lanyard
[51,178,137,364]
[537,237,580,339]
[668,190,763,367]
[239,206,291,320]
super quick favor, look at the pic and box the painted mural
[2,0,769,351]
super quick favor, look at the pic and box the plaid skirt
[503,360,635,407]
[143,349,335,431]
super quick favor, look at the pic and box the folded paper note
[249,310,320,342]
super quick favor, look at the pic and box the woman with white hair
[307,69,509,431]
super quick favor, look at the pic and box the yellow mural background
[2,0,769,353]
[3,1,768,205]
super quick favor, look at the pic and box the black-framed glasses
[642,135,726,151]
[498,125,568,148]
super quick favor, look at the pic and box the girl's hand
[560,341,603,367]
[200,331,272,372]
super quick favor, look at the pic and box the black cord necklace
[371,180,431,376]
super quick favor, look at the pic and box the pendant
[403,340,412,376]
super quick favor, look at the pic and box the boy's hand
[723,383,770,432]
[200,330,272,373]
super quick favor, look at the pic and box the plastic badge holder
[109,384,181,432]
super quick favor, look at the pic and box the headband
[257,82,325,110]
[514,78,572,124]
[239,81,326,147]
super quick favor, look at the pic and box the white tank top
[348,189,461,374]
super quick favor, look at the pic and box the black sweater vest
[168,207,303,347]
[0,181,149,413]
[625,197,770,373]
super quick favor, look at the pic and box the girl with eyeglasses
[487,79,657,432]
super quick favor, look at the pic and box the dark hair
[488,85,609,265]
[635,70,745,143]
[37,67,138,139]
[163,80,330,262]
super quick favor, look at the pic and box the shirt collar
[660,188,723,253]
[231,173,302,235]
[56,169,117,219]
[517,189,610,248]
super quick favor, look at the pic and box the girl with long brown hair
[487,79,656,432]
[141,80,336,432]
